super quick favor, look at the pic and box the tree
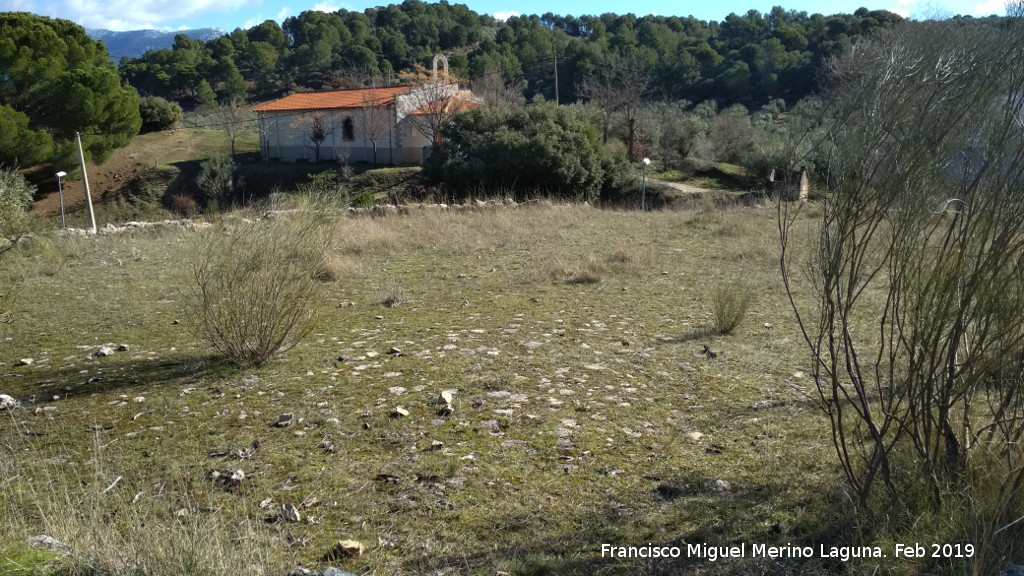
[779,22,1024,561]
[138,96,183,133]
[398,63,474,151]
[577,54,651,161]
[0,13,141,166]
[361,80,394,166]
[214,98,254,156]
[300,115,337,162]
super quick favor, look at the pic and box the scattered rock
[281,503,302,523]
[714,479,732,492]
[117,343,130,352]
[15,358,33,366]
[392,406,410,418]
[322,539,367,560]
[96,346,115,357]
[428,440,444,451]
[686,431,704,441]
[763,322,773,329]
[274,413,294,428]
[322,568,360,576]
[435,390,454,415]
[27,534,72,556]
[0,394,19,411]
[210,468,245,491]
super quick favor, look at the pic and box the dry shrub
[378,285,406,307]
[185,207,333,366]
[170,194,199,217]
[607,244,652,271]
[709,278,755,334]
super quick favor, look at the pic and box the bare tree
[779,22,1024,562]
[361,79,393,167]
[299,115,336,163]
[214,98,254,157]
[471,67,525,111]
[398,64,473,151]
[577,54,651,161]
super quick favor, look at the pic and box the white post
[75,132,97,233]
[641,157,651,211]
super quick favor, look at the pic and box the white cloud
[313,2,340,12]
[493,10,519,21]
[275,6,291,22]
[974,0,1005,14]
[14,0,256,30]
[890,7,912,17]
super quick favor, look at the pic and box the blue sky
[0,0,1009,32]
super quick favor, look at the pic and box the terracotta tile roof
[409,98,481,116]
[253,86,412,112]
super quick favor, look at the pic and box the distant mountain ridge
[86,27,225,61]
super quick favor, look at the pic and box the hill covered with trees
[117,2,907,108]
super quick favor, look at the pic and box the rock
[289,569,313,576]
[428,440,444,451]
[322,539,367,560]
[686,431,704,441]
[116,343,130,352]
[281,503,302,523]
[210,468,245,490]
[714,479,731,492]
[321,568,360,576]
[435,390,454,415]
[0,394,19,411]
[763,322,773,329]
[392,406,410,418]
[28,534,72,556]
[96,346,115,357]
[274,413,294,428]
[1000,567,1024,576]
[15,358,33,366]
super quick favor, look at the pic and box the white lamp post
[55,171,67,229]
[641,158,651,211]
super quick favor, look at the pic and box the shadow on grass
[391,469,857,576]
[8,352,238,399]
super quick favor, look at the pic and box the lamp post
[641,158,651,211]
[55,171,67,229]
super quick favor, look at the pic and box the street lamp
[55,171,67,229]
[640,158,651,211]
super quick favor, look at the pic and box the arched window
[343,117,355,141]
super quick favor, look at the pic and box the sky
[0,0,1009,32]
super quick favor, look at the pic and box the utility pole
[553,44,559,106]
[75,132,97,234]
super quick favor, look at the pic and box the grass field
[0,201,982,575]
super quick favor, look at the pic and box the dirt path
[658,180,719,194]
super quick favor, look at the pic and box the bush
[185,207,333,366]
[423,103,618,202]
[709,279,754,334]
[0,168,35,239]
[196,156,242,211]
[139,96,183,133]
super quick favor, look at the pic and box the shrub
[196,156,242,211]
[170,194,199,217]
[185,208,333,366]
[139,96,183,133]
[0,168,35,240]
[709,279,754,334]
[423,103,615,202]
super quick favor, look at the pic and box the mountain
[86,27,225,61]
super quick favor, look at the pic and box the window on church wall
[343,118,355,141]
